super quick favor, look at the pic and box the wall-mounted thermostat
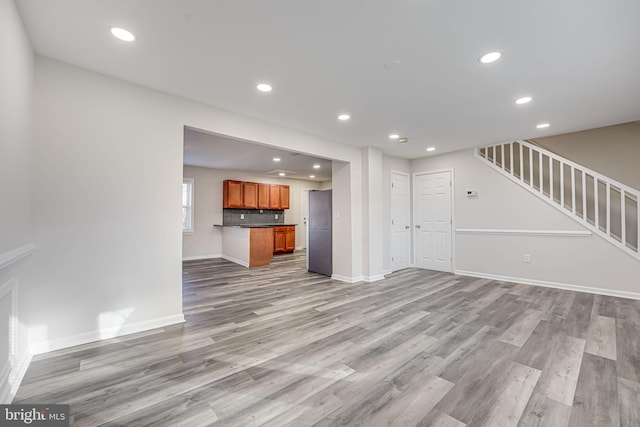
[466,189,478,199]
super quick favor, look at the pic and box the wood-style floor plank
[618,377,640,427]
[569,353,620,427]
[585,314,617,360]
[12,251,640,426]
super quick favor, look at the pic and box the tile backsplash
[223,209,285,225]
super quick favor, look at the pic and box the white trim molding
[331,274,363,283]
[456,228,592,237]
[0,244,35,272]
[455,269,640,301]
[362,274,386,282]
[221,255,249,268]
[29,314,186,355]
[182,254,222,261]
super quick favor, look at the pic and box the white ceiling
[184,127,333,182]
[17,0,640,159]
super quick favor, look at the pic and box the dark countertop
[214,224,297,228]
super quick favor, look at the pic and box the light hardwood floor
[14,252,640,426]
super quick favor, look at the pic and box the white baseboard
[295,246,305,251]
[331,274,362,283]
[382,269,393,275]
[455,269,640,301]
[331,273,387,283]
[29,313,186,355]
[221,255,249,268]
[182,254,221,261]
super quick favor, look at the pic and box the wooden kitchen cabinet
[285,226,295,251]
[258,183,270,209]
[273,228,286,253]
[225,180,289,209]
[269,185,281,209]
[243,182,258,209]
[279,185,290,209]
[223,180,243,208]
[273,226,295,254]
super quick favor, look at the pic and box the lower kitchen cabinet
[273,226,295,254]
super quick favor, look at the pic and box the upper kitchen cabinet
[223,180,243,208]
[224,180,289,209]
[269,185,281,209]
[268,184,290,209]
[258,183,270,209]
[279,185,290,209]
[242,182,258,209]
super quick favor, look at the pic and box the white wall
[411,149,640,297]
[532,122,640,189]
[361,148,384,281]
[0,0,32,254]
[382,155,411,273]
[182,166,322,259]
[318,181,333,191]
[0,0,34,403]
[23,56,365,353]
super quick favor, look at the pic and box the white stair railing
[476,140,640,260]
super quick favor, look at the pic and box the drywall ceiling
[184,128,333,182]
[17,0,640,158]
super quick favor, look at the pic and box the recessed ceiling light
[273,157,281,162]
[110,27,135,42]
[313,164,321,169]
[257,83,272,92]
[397,138,409,143]
[536,123,550,129]
[309,175,315,178]
[426,147,436,152]
[278,172,285,176]
[479,51,502,64]
[515,96,532,105]
[337,114,350,121]
[389,134,400,140]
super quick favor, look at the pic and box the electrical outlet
[240,214,245,220]
[275,214,279,220]
[523,253,531,263]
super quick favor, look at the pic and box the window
[182,178,194,232]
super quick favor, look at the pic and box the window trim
[183,178,194,233]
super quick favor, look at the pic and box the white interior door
[414,171,452,272]
[391,171,410,271]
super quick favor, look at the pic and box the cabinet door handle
[405,225,410,229]
[415,225,421,229]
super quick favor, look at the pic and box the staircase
[476,140,640,260]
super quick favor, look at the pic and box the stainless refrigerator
[307,190,332,276]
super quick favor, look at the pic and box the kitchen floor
[14,251,640,426]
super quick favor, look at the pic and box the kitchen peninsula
[217,179,296,267]
[215,224,297,267]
